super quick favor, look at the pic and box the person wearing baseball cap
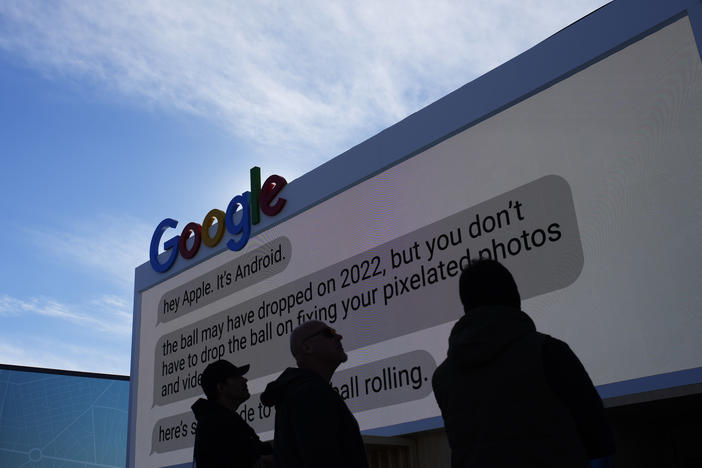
[191,360,273,468]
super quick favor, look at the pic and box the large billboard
[128,2,702,467]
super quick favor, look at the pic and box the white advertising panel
[131,15,702,468]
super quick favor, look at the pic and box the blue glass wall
[0,365,129,468]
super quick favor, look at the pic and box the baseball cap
[201,360,250,399]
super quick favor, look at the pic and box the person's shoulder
[431,359,452,404]
[539,333,572,354]
[287,375,333,401]
[539,333,587,376]
[283,379,343,420]
[432,358,450,384]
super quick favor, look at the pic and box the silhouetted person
[191,360,273,468]
[432,259,615,468]
[260,320,369,468]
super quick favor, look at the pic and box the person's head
[459,258,521,312]
[290,320,347,372]
[200,360,250,408]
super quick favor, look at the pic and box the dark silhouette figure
[261,320,369,468]
[191,360,273,468]
[432,259,615,468]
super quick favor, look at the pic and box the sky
[0,0,609,375]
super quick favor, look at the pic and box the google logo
[149,167,287,273]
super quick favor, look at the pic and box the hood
[260,367,323,407]
[191,398,230,423]
[447,305,536,368]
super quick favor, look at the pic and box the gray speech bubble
[157,237,292,324]
[151,350,436,453]
[151,412,196,454]
[331,350,436,413]
[153,175,583,406]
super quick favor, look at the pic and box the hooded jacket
[191,398,272,468]
[260,367,369,468]
[432,306,596,468]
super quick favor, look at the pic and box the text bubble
[332,350,436,413]
[158,237,292,324]
[153,175,583,406]
[151,413,196,454]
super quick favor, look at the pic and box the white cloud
[0,293,132,337]
[26,214,154,291]
[0,337,129,375]
[0,0,609,164]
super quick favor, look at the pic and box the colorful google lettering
[149,167,287,273]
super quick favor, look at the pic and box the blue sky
[0,1,608,375]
